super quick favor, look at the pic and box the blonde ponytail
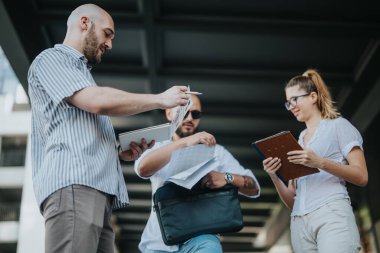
[285,69,340,119]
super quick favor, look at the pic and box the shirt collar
[54,44,92,70]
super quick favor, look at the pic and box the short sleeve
[34,51,95,105]
[335,118,363,157]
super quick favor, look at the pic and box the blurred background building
[1,1,380,253]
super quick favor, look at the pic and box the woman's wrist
[270,174,280,181]
[318,157,326,170]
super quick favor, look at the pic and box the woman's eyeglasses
[184,110,202,119]
[284,93,310,110]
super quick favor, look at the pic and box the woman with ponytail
[263,69,368,253]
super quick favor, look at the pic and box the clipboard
[252,131,319,181]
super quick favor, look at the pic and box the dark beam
[162,66,353,82]
[93,64,147,75]
[156,15,380,38]
[201,101,289,118]
[34,8,380,38]
[0,0,31,91]
[341,39,380,123]
[93,63,353,85]
[139,0,161,89]
[38,10,145,29]
[138,0,167,124]
[2,0,49,62]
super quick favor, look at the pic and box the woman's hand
[287,149,323,168]
[263,157,281,179]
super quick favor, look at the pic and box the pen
[185,91,202,95]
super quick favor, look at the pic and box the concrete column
[17,133,44,253]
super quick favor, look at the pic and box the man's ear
[165,109,173,122]
[80,16,89,31]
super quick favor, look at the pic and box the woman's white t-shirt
[291,117,363,217]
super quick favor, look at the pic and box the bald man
[27,4,190,253]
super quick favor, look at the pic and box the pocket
[42,190,61,220]
[325,199,351,218]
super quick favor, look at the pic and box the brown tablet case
[252,131,319,181]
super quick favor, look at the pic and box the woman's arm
[287,147,368,187]
[263,157,296,209]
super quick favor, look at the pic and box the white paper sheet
[166,144,217,189]
[170,94,193,136]
[168,158,220,189]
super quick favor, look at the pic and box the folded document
[168,158,219,189]
[166,144,217,189]
[119,92,194,149]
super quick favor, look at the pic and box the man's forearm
[234,175,259,196]
[138,139,188,177]
[67,86,162,116]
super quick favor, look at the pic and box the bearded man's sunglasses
[184,110,202,119]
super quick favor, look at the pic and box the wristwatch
[224,172,234,185]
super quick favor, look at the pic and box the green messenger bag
[153,181,244,246]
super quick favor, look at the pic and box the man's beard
[175,126,198,138]
[83,26,101,65]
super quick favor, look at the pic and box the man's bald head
[67,4,111,28]
[63,4,114,64]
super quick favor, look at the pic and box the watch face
[225,173,234,183]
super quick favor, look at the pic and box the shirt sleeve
[216,145,261,198]
[336,118,363,157]
[34,51,95,105]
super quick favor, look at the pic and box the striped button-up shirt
[28,44,129,209]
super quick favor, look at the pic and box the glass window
[0,189,21,221]
[0,136,27,166]
[0,45,29,112]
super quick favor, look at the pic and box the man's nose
[105,39,112,50]
[185,112,193,120]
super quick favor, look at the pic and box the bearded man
[27,4,190,253]
[134,95,261,253]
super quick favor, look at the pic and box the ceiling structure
[1,0,380,252]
